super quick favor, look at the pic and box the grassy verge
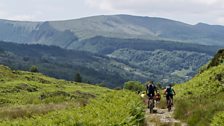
[174,92,224,125]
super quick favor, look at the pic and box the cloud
[0,0,223,25]
[85,0,222,12]
[85,0,224,24]
[216,17,224,24]
[0,11,7,17]
[8,15,36,21]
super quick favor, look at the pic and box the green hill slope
[0,65,144,125]
[174,49,224,125]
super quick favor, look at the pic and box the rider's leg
[152,93,155,107]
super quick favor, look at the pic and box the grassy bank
[174,65,224,125]
[0,65,144,125]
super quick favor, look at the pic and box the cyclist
[146,81,157,108]
[164,84,176,106]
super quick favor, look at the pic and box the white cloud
[216,17,224,24]
[0,0,223,25]
[86,0,224,13]
[85,0,123,12]
[85,0,224,25]
[8,15,36,21]
[0,11,7,17]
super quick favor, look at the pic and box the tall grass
[0,65,145,125]
[0,91,144,126]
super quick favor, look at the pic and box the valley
[0,14,224,125]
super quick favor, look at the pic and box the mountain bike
[167,96,172,112]
[148,95,154,113]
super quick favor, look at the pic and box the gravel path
[145,107,188,126]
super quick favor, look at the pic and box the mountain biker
[146,81,157,108]
[164,84,176,105]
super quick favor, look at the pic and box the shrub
[30,65,38,73]
[123,81,144,92]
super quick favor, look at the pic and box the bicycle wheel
[148,99,154,113]
[167,97,172,112]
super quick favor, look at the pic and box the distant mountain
[0,14,224,47]
[0,15,223,86]
[0,20,78,48]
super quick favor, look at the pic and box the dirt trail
[145,106,188,126]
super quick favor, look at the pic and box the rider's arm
[172,88,176,95]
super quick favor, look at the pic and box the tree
[30,65,38,72]
[97,82,106,87]
[74,73,82,82]
[123,81,144,92]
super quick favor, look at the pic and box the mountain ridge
[0,14,224,47]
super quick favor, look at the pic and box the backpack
[166,87,173,95]
[147,84,155,93]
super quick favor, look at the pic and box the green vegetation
[30,65,38,73]
[0,40,216,87]
[76,36,219,55]
[208,49,224,68]
[0,41,138,87]
[109,48,211,85]
[211,112,224,126]
[123,81,144,92]
[0,65,144,125]
[174,49,224,125]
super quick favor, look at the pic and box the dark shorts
[166,94,173,101]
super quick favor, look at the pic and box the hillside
[0,15,224,48]
[0,65,144,125]
[0,41,216,86]
[0,15,222,87]
[109,48,211,83]
[0,41,152,87]
[72,36,220,54]
[174,49,224,125]
[70,37,219,84]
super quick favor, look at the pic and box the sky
[0,0,224,25]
